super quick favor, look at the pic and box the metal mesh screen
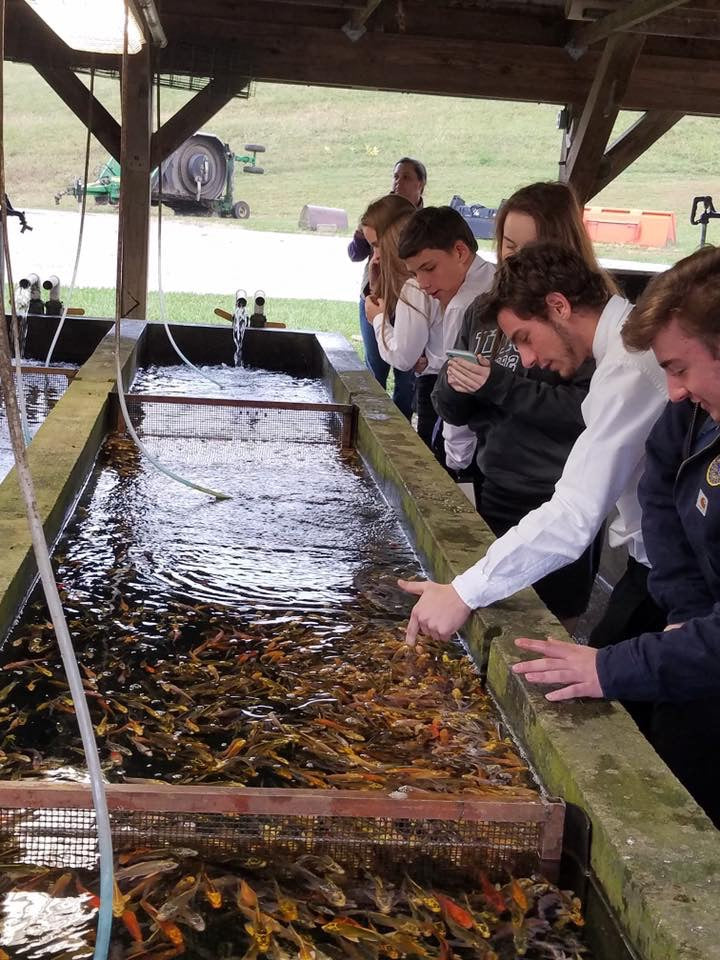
[0,804,546,878]
[0,366,77,481]
[120,393,354,448]
[0,366,76,419]
[75,66,254,98]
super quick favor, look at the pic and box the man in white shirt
[400,243,668,646]
[397,206,495,471]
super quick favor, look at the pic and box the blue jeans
[358,298,414,420]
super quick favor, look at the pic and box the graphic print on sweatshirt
[472,328,520,371]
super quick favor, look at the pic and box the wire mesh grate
[0,366,76,421]
[119,393,355,448]
[0,803,548,877]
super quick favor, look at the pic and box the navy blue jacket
[597,399,720,702]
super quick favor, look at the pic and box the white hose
[0,10,114,957]
[113,6,231,503]
[154,76,224,390]
[114,349,231,499]
[45,70,94,368]
[0,327,114,959]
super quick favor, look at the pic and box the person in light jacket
[400,244,667,652]
[431,182,615,628]
[347,158,426,417]
[360,197,442,448]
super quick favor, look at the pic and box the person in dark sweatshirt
[347,158,426,418]
[511,244,720,824]
[432,182,615,630]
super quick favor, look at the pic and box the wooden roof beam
[560,32,645,201]
[9,20,720,116]
[591,108,684,195]
[150,76,241,168]
[568,0,691,57]
[33,64,121,161]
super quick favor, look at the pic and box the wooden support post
[557,103,579,183]
[34,64,121,161]
[150,76,240,169]
[119,45,152,321]
[560,33,645,203]
[593,109,684,196]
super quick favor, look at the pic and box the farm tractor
[55,133,265,220]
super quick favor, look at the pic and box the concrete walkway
[5,208,364,302]
[5,208,669,306]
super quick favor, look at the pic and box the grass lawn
[5,63,719,265]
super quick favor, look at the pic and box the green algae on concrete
[0,321,143,640]
[489,636,720,960]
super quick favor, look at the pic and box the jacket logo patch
[697,489,709,516]
[707,455,720,487]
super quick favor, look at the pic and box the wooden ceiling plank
[590,108,684,195]
[561,32,645,201]
[569,0,691,53]
[33,64,121,160]
[7,10,720,117]
[342,0,385,40]
[150,76,241,168]
[621,9,720,39]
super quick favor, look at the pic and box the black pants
[589,555,666,649]
[413,374,438,451]
[590,557,720,825]
[589,556,665,735]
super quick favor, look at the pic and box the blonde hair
[361,195,427,347]
[360,193,415,239]
[496,181,619,296]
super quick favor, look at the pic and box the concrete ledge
[489,636,720,960]
[0,321,144,639]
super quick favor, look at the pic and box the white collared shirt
[426,255,496,469]
[372,280,443,374]
[452,295,669,610]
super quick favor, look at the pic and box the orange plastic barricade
[583,207,676,248]
[638,209,677,247]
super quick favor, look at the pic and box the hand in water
[398,579,472,645]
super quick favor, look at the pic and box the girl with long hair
[347,158,427,418]
[359,194,442,448]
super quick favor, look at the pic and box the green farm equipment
[55,156,121,207]
[55,133,265,220]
